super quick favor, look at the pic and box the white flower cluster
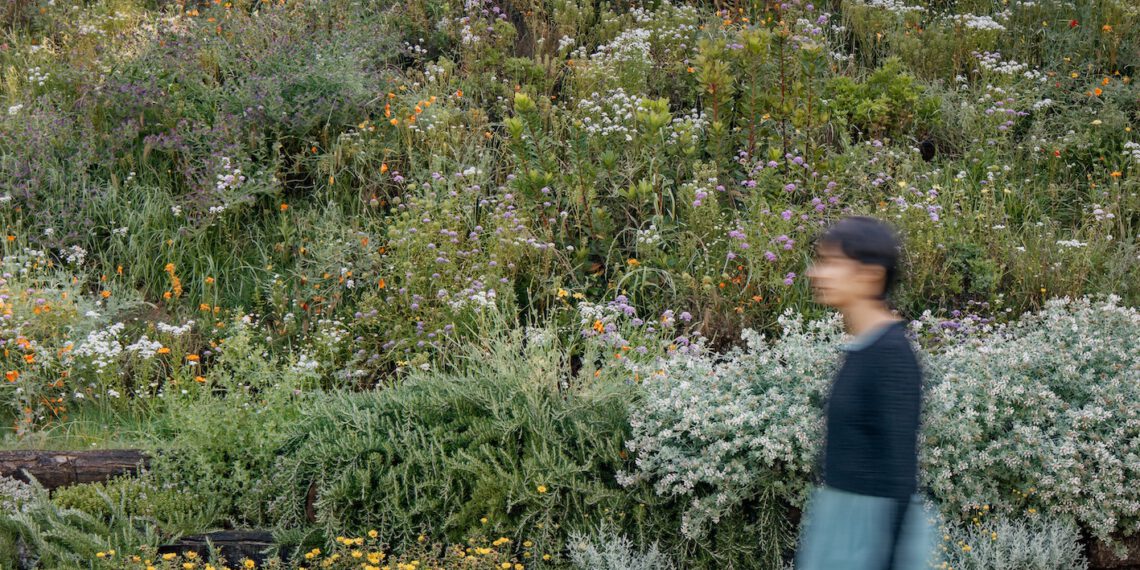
[291,352,321,374]
[975,51,1027,75]
[26,67,49,87]
[852,0,925,14]
[618,310,843,538]
[958,13,1006,31]
[575,88,644,141]
[156,320,194,337]
[448,288,497,311]
[63,245,87,266]
[124,335,163,359]
[923,295,1140,539]
[635,224,662,247]
[74,322,126,372]
[624,296,1140,540]
[584,27,652,66]
[215,156,246,193]
[1089,203,1116,222]
[1055,239,1088,248]
[1125,141,1140,163]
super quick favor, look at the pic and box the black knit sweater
[822,320,922,499]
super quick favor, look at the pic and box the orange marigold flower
[1094,87,1103,96]
[280,203,289,211]
[157,347,171,355]
[195,376,207,383]
[101,290,111,298]
[1110,171,1122,177]
[5,371,18,382]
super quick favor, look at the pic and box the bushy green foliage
[0,478,163,569]
[51,476,210,537]
[826,57,941,141]
[256,323,675,561]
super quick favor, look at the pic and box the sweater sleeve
[866,338,923,494]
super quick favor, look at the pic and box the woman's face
[806,241,884,309]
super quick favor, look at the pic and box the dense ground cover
[0,0,1137,567]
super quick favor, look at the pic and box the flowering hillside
[0,0,1137,568]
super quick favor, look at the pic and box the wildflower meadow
[0,0,1137,567]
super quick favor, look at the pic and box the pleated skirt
[794,485,943,570]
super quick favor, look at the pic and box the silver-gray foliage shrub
[567,520,678,570]
[621,295,1140,542]
[939,515,1088,570]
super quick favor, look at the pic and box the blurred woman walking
[796,216,940,569]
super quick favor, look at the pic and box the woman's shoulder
[866,320,915,353]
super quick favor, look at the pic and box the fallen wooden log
[0,449,149,489]
[157,531,289,566]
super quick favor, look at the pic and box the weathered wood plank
[157,531,287,566]
[0,449,149,489]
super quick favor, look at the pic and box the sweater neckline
[839,319,904,352]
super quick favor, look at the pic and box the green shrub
[257,323,675,561]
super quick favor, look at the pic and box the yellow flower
[501,564,512,569]
[368,530,379,539]
[556,288,568,298]
[480,517,488,524]
[542,554,552,561]
[537,485,547,493]
[523,541,533,548]
[243,560,256,569]
[627,258,639,267]
[163,553,177,561]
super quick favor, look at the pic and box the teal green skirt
[795,485,942,570]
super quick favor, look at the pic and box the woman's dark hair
[815,216,902,300]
